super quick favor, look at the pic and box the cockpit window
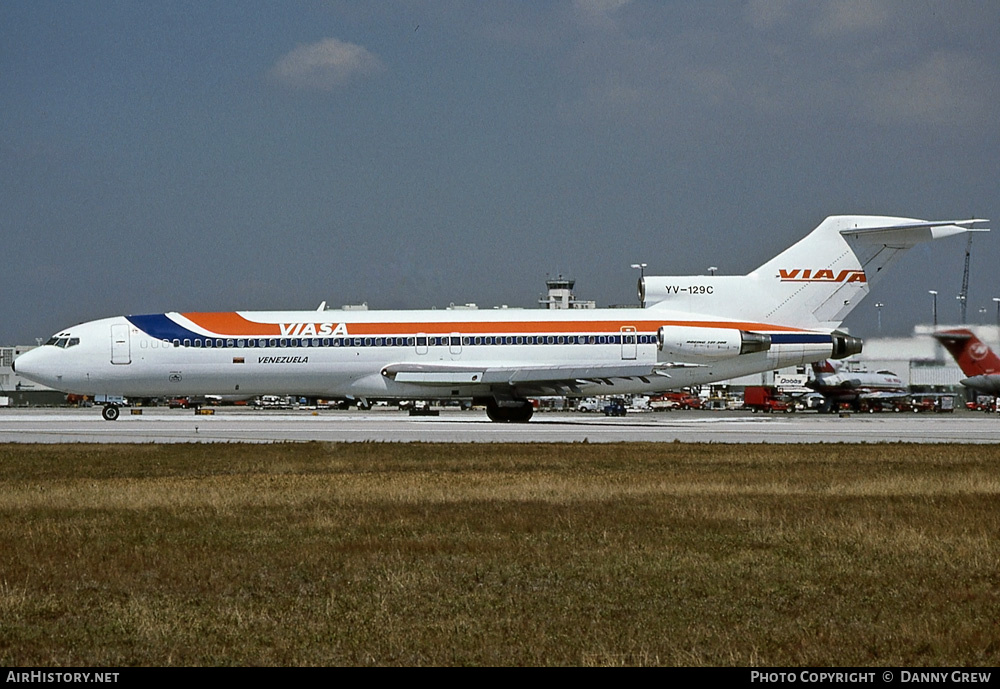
[46,337,80,349]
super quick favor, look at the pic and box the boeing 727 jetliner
[13,215,987,422]
[808,359,908,412]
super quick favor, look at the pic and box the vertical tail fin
[811,360,837,375]
[752,216,988,330]
[932,329,1000,377]
[641,216,987,331]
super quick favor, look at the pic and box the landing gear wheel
[485,399,534,423]
[102,405,120,422]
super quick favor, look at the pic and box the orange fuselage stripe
[180,312,807,336]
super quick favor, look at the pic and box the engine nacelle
[831,330,863,359]
[658,326,771,361]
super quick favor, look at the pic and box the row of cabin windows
[142,334,654,349]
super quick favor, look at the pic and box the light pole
[928,290,938,326]
[875,302,884,333]
[631,263,647,307]
[957,294,967,323]
[708,266,718,276]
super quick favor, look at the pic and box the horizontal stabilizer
[839,218,989,246]
[840,218,988,234]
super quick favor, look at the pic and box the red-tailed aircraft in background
[932,329,1000,394]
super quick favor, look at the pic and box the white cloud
[857,51,993,126]
[813,0,892,37]
[743,0,796,31]
[268,38,384,91]
[573,0,630,19]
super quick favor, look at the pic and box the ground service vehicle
[743,386,791,413]
[603,398,627,416]
[651,391,701,410]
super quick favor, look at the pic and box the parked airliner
[14,215,987,422]
[807,359,908,412]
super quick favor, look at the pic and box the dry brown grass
[1,442,998,666]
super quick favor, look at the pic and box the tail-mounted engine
[658,326,771,362]
[830,330,863,359]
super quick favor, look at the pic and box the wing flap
[382,361,691,387]
[393,370,486,385]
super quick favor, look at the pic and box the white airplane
[807,359,908,412]
[13,215,987,422]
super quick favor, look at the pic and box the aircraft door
[449,333,462,356]
[621,326,637,360]
[111,324,131,365]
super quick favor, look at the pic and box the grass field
[1,442,998,666]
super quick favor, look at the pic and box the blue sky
[3,1,998,344]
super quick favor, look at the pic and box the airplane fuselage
[15,308,843,402]
[14,215,985,421]
[809,370,907,403]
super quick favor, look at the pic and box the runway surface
[1,407,998,443]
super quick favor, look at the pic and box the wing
[857,390,910,400]
[381,361,699,395]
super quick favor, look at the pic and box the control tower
[538,275,595,309]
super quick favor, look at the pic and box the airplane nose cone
[12,347,55,387]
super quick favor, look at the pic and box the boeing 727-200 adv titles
[14,215,988,422]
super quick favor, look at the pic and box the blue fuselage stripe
[770,333,831,344]
[126,314,200,341]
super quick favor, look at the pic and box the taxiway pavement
[0,407,997,444]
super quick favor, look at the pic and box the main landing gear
[484,398,534,423]
[101,404,120,421]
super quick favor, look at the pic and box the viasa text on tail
[14,215,988,422]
